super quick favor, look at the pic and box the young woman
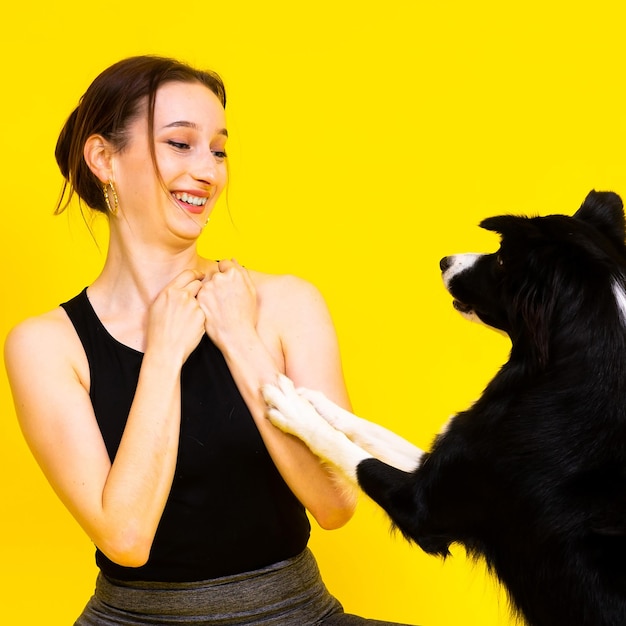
[5,56,412,625]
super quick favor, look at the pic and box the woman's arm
[198,260,357,529]
[4,270,206,566]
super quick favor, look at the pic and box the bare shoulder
[5,306,87,389]
[6,307,77,356]
[249,270,347,402]
[249,270,329,319]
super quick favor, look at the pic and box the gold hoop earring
[102,180,119,216]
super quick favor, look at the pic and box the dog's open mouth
[453,300,474,314]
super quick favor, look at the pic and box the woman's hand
[196,259,258,351]
[145,268,207,365]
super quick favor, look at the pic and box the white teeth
[173,192,207,206]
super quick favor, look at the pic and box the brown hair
[55,55,226,214]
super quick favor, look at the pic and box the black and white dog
[263,190,626,626]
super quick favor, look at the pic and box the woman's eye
[167,140,190,150]
[212,150,227,160]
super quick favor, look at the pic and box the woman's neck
[91,237,211,310]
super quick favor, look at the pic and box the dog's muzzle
[440,254,482,316]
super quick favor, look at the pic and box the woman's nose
[192,152,221,184]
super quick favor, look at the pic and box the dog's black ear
[480,214,527,236]
[574,190,625,249]
[480,214,542,246]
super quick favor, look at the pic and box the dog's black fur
[356,190,626,625]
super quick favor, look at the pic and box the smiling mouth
[173,192,208,207]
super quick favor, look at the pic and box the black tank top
[61,288,310,582]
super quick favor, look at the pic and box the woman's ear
[83,134,115,183]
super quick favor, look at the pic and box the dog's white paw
[298,388,339,422]
[262,375,300,433]
[263,375,370,481]
[298,387,360,435]
[265,406,294,435]
[262,375,330,443]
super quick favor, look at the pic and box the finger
[183,278,204,298]
[239,263,255,291]
[217,259,235,273]
[227,259,249,276]
[169,268,206,289]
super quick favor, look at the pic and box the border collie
[263,190,626,626]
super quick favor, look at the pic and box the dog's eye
[496,254,504,266]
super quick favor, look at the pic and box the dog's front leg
[264,376,441,551]
[262,375,372,485]
[297,387,424,472]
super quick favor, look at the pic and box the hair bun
[55,106,80,181]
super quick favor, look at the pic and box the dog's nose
[440,256,452,272]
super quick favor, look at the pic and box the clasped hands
[146,259,257,365]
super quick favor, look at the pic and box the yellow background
[2,1,626,624]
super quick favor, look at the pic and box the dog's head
[441,190,626,365]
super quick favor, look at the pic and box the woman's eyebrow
[163,121,228,137]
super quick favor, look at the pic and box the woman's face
[112,80,228,242]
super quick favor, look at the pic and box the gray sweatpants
[74,548,415,625]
